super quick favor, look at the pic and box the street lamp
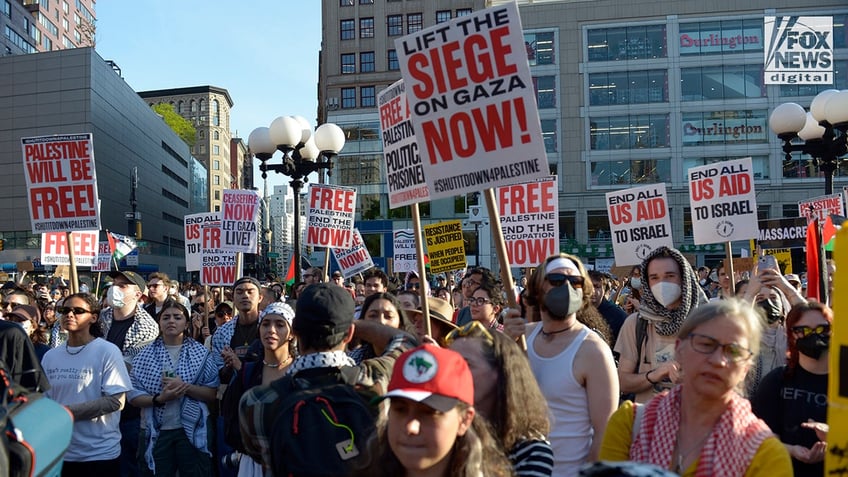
[248,116,345,285]
[769,89,848,195]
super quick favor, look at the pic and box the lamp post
[769,89,848,195]
[248,116,345,285]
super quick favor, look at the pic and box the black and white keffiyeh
[638,246,708,336]
[286,350,356,376]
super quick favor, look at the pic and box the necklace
[675,427,712,472]
[540,322,575,339]
[66,341,90,355]
[263,356,292,368]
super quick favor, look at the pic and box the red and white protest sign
[305,184,357,249]
[190,212,238,285]
[185,212,220,272]
[332,229,374,278]
[688,157,759,244]
[799,193,843,222]
[395,2,547,200]
[220,189,260,253]
[40,231,98,267]
[21,134,100,233]
[91,241,112,272]
[497,177,559,267]
[378,80,431,208]
[606,183,674,266]
[393,229,419,273]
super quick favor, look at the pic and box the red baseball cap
[383,344,474,412]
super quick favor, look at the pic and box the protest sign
[40,231,98,267]
[606,183,673,266]
[395,2,547,200]
[827,227,848,477]
[21,134,101,233]
[687,157,758,244]
[184,212,220,272]
[758,217,807,249]
[333,229,374,278]
[762,248,793,274]
[91,241,112,272]
[497,176,558,267]
[221,189,260,253]
[799,193,843,222]
[393,229,419,273]
[305,184,357,249]
[378,80,431,208]
[424,220,466,274]
[193,212,238,285]
[201,251,238,286]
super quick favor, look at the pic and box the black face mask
[795,333,830,360]
[757,298,783,324]
[543,282,583,320]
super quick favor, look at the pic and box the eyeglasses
[215,310,232,317]
[545,273,584,288]
[406,283,421,290]
[687,333,753,362]
[467,297,493,306]
[58,307,91,316]
[147,283,164,289]
[444,321,494,347]
[791,324,831,338]
[0,302,21,309]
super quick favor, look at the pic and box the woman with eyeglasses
[468,279,506,331]
[600,299,791,476]
[752,301,831,476]
[42,293,133,476]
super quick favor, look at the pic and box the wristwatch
[151,393,165,407]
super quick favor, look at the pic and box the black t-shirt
[106,316,135,350]
[752,365,827,477]
[230,321,259,360]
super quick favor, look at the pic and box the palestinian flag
[823,214,845,251]
[108,232,137,261]
[283,254,296,285]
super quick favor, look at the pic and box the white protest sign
[799,193,843,222]
[497,176,559,267]
[332,229,374,278]
[91,241,112,272]
[305,184,357,249]
[395,2,547,199]
[378,80,430,208]
[606,183,674,266]
[196,212,239,286]
[393,229,419,273]
[21,134,101,233]
[688,157,759,244]
[40,231,98,267]
[220,189,260,253]
[184,212,220,272]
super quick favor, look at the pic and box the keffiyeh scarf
[639,246,708,336]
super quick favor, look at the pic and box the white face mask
[19,320,33,336]
[106,285,126,309]
[651,281,682,308]
[187,290,196,297]
[630,277,642,290]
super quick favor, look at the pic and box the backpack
[268,366,377,477]
[221,360,261,452]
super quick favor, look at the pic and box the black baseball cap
[109,270,147,290]
[293,283,354,339]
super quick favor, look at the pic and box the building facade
[2,0,95,55]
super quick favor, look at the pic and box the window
[456,8,472,17]
[5,26,36,53]
[341,53,355,74]
[213,145,220,155]
[681,65,764,101]
[340,19,355,40]
[212,99,220,126]
[360,86,376,108]
[190,100,197,112]
[213,160,220,170]
[3,1,10,17]
[214,190,221,200]
[62,0,68,14]
[360,17,374,38]
[213,175,220,186]
[387,50,399,71]
[62,17,68,30]
[590,159,671,186]
[679,19,762,55]
[588,24,667,62]
[360,51,375,73]
[387,15,403,36]
[560,211,576,240]
[39,13,59,36]
[407,13,422,34]
[342,88,356,109]
[436,10,451,24]
[533,76,556,109]
[681,110,767,146]
[359,0,373,4]
[525,31,555,66]
[213,131,219,140]
[587,210,611,242]
[540,119,558,153]
[340,0,353,5]
[779,60,847,97]
[162,189,188,207]
[589,70,668,105]
[590,115,670,150]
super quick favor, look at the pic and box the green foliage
[151,103,196,147]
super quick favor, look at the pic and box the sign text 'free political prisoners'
[333,229,374,278]
[21,134,101,233]
[606,183,674,266]
[305,184,357,249]
[378,80,430,208]
[424,220,467,274]
[220,189,260,253]
[395,3,547,200]
[688,157,759,244]
[498,177,559,267]
[764,16,833,85]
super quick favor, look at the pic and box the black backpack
[268,366,377,477]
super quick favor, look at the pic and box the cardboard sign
[395,2,547,199]
[606,183,674,266]
[799,193,843,222]
[497,176,559,267]
[200,251,238,286]
[762,248,793,274]
[688,157,758,244]
[826,226,848,477]
[424,220,467,274]
[305,184,357,249]
[21,134,101,233]
[193,212,239,286]
[378,80,430,208]
[393,228,419,273]
[184,212,221,272]
[91,241,112,272]
[758,217,807,249]
[40,231,98,267]
[332,229,374,278]
[220,189,260,253]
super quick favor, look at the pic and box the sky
[94,1,323,189]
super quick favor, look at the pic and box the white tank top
[527,325,592,477]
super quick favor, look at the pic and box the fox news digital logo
[764,16,833,85]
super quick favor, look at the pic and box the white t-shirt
[43,338,133,462]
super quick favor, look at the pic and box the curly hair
[784,301,833,378]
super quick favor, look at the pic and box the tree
[151,103,196,147]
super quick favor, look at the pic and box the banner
[606,183,674,266]
[424,220,467,274]
[304,184,357,249]
[378,80,430,208]
[799,193,843,222]
[393,229,419,273]
[764,16,833,85]
[497,176,558,267]
[758,217,807,249]
[91,241,112,272]
[21,134,101,233]
[395,2,547,199]
[40,231,98,267]
[195,212,239,286]
[687,157,758,244]
[332,229,374,278]
[184,212,220,272]
[220,189,260,253]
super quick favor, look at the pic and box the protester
[363,268,389,297]
[258,285,280,312]
[468,278,506,331]
[143,272,171,317]
[455,267,496,326]
[432,286,453,307]
[5,304,49,360]
[43,293,132,476]
[349,292,414,364]
[1,285,34,319]
[396,289,420,311]
[211,277,262,381]
[0,317,49,392]
[739,276,792,397]
[303,267,324,286]
[600,299,791,476]
[407,296,459,345]
[588,270,627,346]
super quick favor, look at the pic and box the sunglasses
[791,324,831,338]
[406,283,421,290]
[444,321,495,347]
[687,333,753,362]
[58,306,91,316]
[0,302,22,309]
[545,273,584,288]
[467,297,493,306]
[215,309,232,317]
